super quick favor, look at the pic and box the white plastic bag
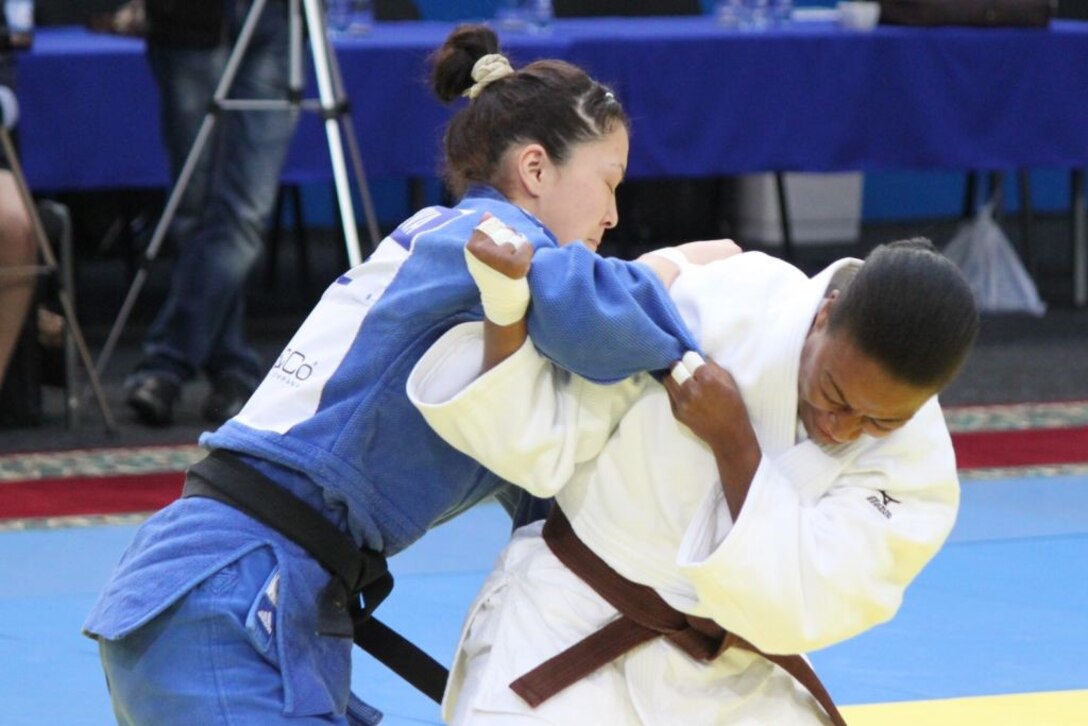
[942,202,1046,316]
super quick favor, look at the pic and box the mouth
[800,405,834,445]
[814,424,837,445]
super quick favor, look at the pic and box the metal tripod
[0,127,117,431]
[92,0,381,387]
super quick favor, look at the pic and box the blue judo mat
[1,473,1085,725]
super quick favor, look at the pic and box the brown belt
[509,507,847,726]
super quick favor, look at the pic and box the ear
[513,143,549,199]
[813,289,839,330]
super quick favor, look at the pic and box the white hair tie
[463,53,515,100]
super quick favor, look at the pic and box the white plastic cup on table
[496,0,550,33]
[714,0,745,28]
[495,0,528,31]
[525,0,553,33]
[771,0,793,25]
[744,0,771,30]
[837,1,881,31]
[326,0,373,37]
[4,0,34,50]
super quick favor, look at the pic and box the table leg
[774,171,794,262]
[1073,169,1086,308]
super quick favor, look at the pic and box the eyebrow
[825,373,906,424]
[825,373,852,410]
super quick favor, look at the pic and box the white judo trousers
[408,252,961,725]
[445,523,831,725]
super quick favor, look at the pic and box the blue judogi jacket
[84,186,700,721]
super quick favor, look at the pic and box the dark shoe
[126,375,181,427]
[202,375,255,424]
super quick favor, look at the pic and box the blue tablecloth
[15,17,1088,191]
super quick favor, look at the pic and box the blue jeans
[139,0,298,387]
[98,546,380,725]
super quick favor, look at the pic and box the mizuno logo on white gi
[866,490,900,519]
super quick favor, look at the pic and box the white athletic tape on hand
[670,351,706,387]
[476,216,529,250]
[466,218,531,326]
[682,351,706,374]
[671,362,692,386]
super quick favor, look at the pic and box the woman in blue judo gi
[84,23,737,725]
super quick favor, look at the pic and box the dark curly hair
[828,238,980,389]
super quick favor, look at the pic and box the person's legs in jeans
[130,0,297,424]
[200,0,298,416]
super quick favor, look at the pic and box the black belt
[182,449,448,704]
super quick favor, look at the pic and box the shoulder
[668,251,803,337]
[851,397,958,502]
[674,251,805,304]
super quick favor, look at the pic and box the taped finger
[476,216,529,250]
[670,361,692,387]
[681,351,706,375]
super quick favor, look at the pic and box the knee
[0,207,34,266]
[0,175,34,265]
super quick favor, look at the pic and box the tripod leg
[92,0,271,385]
[300,0,368,267]
[335,106,381,252]
[0,129,117,432]
[321,26,382,250]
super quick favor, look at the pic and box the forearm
[711,442,760,522]
[482,317,528,372]
[638,239,743,289]
[680,431,959,653]
[665,356,761,521]
[636,250,682,289]
[528,246,699,383]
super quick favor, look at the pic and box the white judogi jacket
[408,252,960,724]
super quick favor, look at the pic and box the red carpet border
[944,400,1088,479]
[1,401,1087,528]
[0,445,200,529]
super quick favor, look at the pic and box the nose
[825,410,863,443]
[602,196,619,230]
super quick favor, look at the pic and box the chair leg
[1072,169,1087,308]
[1017,170,1036,280]
[773,171,794,262]
[52,202,80,430]
[987,171,1004,222]
[962,171,978,219]
[34,200,81,429]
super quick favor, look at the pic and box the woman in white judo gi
[407,226,979,724]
